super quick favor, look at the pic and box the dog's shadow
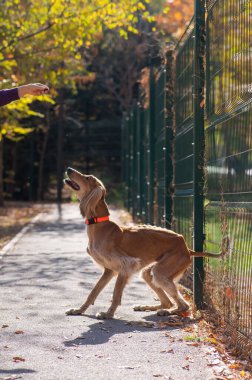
[63,313,195,347]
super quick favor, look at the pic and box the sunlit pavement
[0,204,225,380]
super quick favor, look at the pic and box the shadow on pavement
[63,314,194,347]
[0,368,36,376]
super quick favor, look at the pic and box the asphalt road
[0,204,232,380]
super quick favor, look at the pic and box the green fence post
[132,103,138,220]
[128,110,134,213]
[193,0,206,309]
[148,65,156,224]
[165,47,174,229]
[124,113,130,211]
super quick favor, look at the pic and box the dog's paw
[133,305,146,311]
[96,311,113,320]
[66,308,83,316]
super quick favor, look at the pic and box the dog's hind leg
[134,265,173,312]
[151,264,190,316]
[96,273,129,319]
[66,268,114,316]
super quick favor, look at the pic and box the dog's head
[64,167,106,218]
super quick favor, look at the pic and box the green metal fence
[204,0,252,354]
[122,55,174,228]
[173,18,195,250]
[122,0,252,356]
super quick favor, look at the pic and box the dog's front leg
[96,273,129,319]
[66,268,114,316]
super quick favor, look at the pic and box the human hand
[18,83,49,98]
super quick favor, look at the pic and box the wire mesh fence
[122,53,174,228]
[204,0,252,355]
[173,18,195,249]
[121,0,252,357]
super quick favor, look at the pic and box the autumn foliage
[155,0,194,38]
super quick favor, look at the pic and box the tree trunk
[37,106,50,201]
[56,92,64,203]
[0,138,4,206]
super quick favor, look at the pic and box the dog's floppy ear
[80,185,105,218]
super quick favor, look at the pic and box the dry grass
[0,202,47,250]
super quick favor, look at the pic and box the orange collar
[85,216,109,225]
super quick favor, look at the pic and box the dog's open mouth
[64,178,80,191]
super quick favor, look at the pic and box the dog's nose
[67,167,73,175]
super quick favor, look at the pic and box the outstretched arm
[0,88,19,107]
[0,83,49,107]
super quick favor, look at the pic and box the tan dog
[64,167,228,319]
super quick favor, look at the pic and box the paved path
[0,204,229,380]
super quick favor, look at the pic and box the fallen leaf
[183,326,194,332]
[185,355,194,362]
[200,99,205,108]
[14,330,24,335]
[240,370,246,377]
[182,364,190,370]
[118,365,141,369]
[225,287,234,299]
[153,374,163,378]
[160,349,174,354]
[2,324,9,328]
[57,356,63,360]
[184,335,201,342]
[157,321,184,328]
[186,342,199,347]
[13,357,25,362]
[229,363,240,369]
[207,359,221,366]
[206,337,217,345]
[178,311,191,317]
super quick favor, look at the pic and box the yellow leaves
[137,3,146,11]
[205,337,218,345]
[6,98,44,118]
[35,94,55,105]
[13,127,34,135]
[0,123,34,142]
[127,25,138,34]
[119,29,128,39]
[163,6,170,15]
[0,0,153,98]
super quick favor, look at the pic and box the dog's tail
[189,236,230,258]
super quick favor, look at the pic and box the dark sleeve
[0,88,20,107]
